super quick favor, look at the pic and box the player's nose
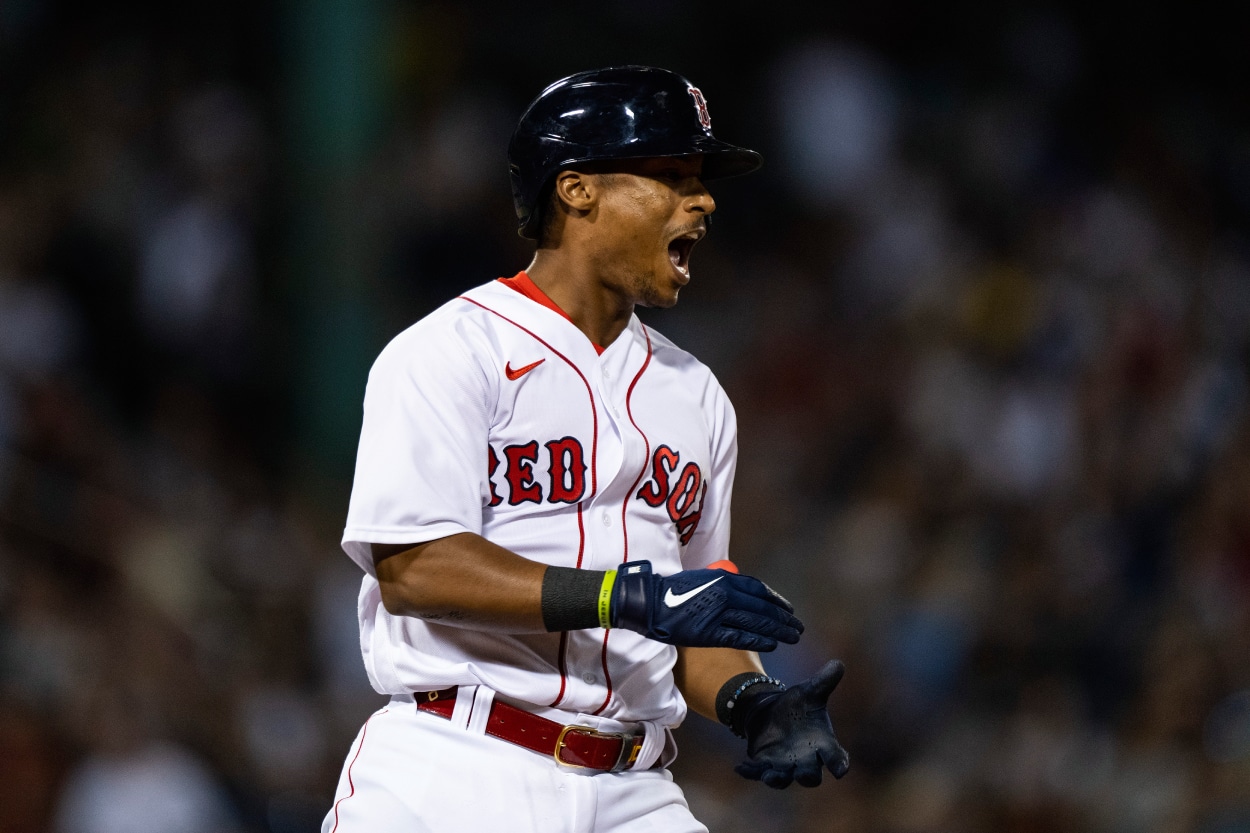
[685,180,716,216]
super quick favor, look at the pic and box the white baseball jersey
[342,272,737,735]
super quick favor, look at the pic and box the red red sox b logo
[487,439,707,545]
[687,86,712,131]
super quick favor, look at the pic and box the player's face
[589,156,715,308]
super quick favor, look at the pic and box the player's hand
[610,560,803,651]
[734,660,850,788]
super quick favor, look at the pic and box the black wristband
[715,672,786,737]
[541,566,609,632]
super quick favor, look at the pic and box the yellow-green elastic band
[598,570,618,629]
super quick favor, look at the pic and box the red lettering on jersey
[546,436,587,504]
[636,445,680,507]
[666,462,702,523]
[674,482,708,545]
[687,86,711,130]
[635,445,707,545]
[487,445,503,506]
[503,441,542,504]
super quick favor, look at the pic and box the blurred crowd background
[2,2,1248,832]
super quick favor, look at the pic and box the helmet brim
[688,138,764,181]
[518,142,762,239]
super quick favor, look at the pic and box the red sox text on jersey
[489,440,708,544]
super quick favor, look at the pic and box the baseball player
[323,66,849,833]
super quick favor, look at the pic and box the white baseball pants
[322,693,708,833]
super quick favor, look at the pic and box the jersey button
[582,672,597,685]
[601,509,612,527]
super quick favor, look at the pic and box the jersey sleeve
[681,375,737,570]
[341,315,496,575]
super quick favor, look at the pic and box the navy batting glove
[734,660,850,789]
[610,561,803,651]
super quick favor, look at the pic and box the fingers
[794,746,849,785]
[803,659,845,704]
[762,767,795,789]
[722,573,795,612]
[794,761,824,787]
[739,752,845,789]
[759,580,794,612]
[719,587,805,633]
[736,760,796,789]
[720,609,803,643]
[716,630,778,652]
[829,746,850,779]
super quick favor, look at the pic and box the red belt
[416,687,645,773]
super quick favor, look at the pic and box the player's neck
[525,251,634,349]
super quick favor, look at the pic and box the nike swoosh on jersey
[663,576,724,608]
[505,358,545,381]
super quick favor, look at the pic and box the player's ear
[551,169,597,213]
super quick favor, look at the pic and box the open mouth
[667,229,704,278]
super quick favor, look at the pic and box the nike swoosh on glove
[610,560,803,651]
[735,660,850,788]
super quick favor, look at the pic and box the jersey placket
[566,324,656,712]
[584,326,655,569]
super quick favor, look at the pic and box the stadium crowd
[0,3,1247,832]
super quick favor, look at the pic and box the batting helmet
[508,66,763,239]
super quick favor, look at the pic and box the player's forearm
[372,534,548,632]
[674,646,765,721]
[372,539,802,650]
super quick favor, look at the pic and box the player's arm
[372,535,547,631]
[677,646,851,790]
[372,538,802,649]
[673,646,764,719]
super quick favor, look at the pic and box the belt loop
[449,685,477,730]
[628,722,665,771]
[465,686,495,735]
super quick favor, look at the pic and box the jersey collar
[498,272,606,355]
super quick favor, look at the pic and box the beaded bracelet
[720,674,786,737]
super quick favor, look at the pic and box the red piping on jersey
[575,500,586,568]
[593,628,613,716]
[459,294,600,709]
[329,708,387,832]
[593,324,654,717]
[550,630,569,708]
[499,272,605,355]
[460,297,599,499]
[572,500,587,570]
[619,324,655,565]
[547,500,585,708]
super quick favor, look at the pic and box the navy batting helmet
[508,66,763,239]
